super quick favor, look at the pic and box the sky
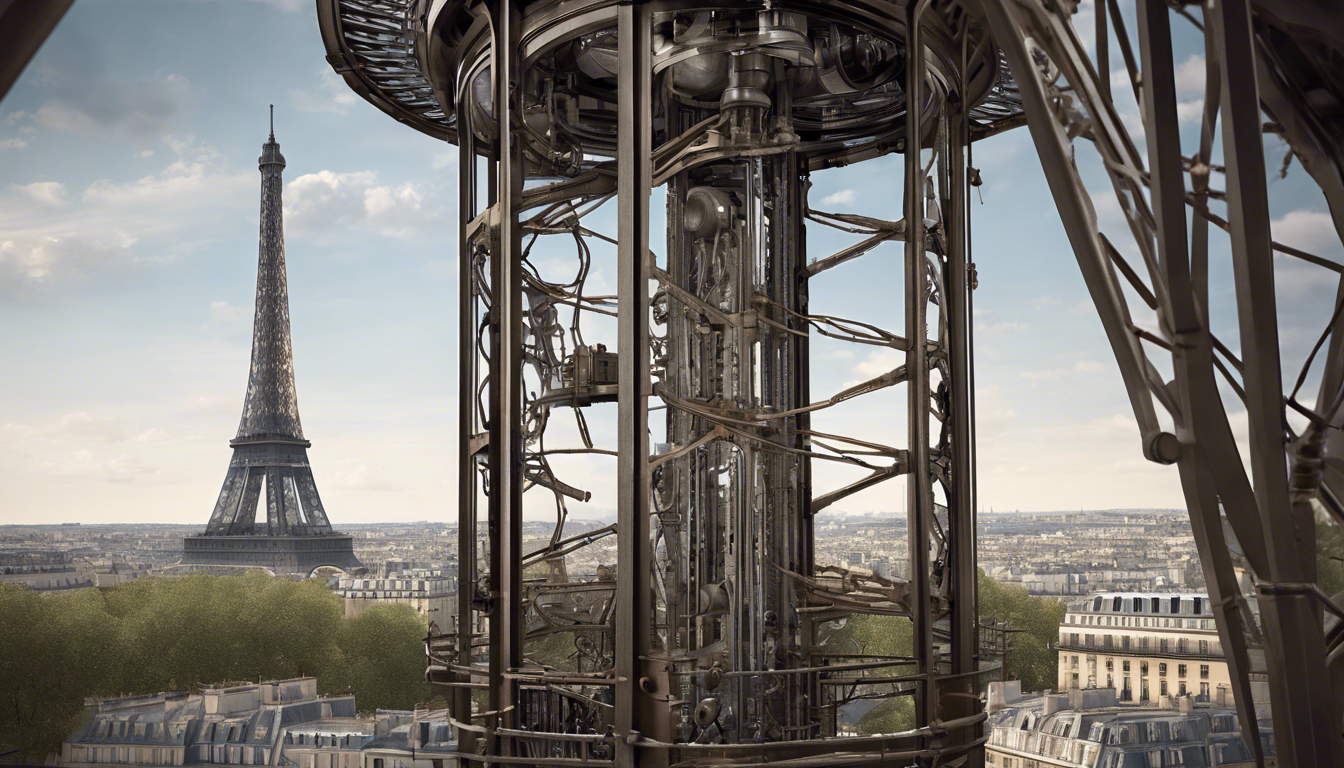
[0,0,1339,526]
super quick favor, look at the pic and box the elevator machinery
[316,0,1344,766]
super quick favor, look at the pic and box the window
[1113,596,1123,611]
[1179,681,1187,695]
[1200,665,1209,679]
[1141,679,1150,701]
[1161,680,1169,696]
[1160,638,1170,652]
[1199,640,1209,655]
[1106,658,1114,670]
[1093,597,1103,611]
[1071,633,1079,645]
[1170,597,1182,614]
[1141,662,1148,675]
[1072,655,1079,668]
[1123,660,1130,672]
[1151,597,1161,612]
[1178,664,1188,677]
[1159,663,1168,676]
[1072,673,1080,688]
[1193,597,1203,614]
[1133,597,1143,612]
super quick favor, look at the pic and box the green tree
[821,613,916,735]
[0,573,437,763]
[978,571,1065,693]
[854,695,914,735]
[324,604,432,710]
[1316,506,1344,599]
[0,585,114,762]
[526,631,578,672]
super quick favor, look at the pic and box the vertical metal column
[1134,2,1264,758]
[486,0,524,749]
[1209,0,1344,763]
[904,0,937,728]
[944,100,979,698]
[454,107,479,752]
[615,3,656,766]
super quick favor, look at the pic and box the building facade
[59,678,454,768]
[1057,593,1231,705]
[985,694,1261,768]
[333,569,456,629]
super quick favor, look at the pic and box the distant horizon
[0,507,1192,529]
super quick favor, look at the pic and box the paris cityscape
[4,1,1344,767]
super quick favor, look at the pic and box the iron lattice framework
[316,0,1344,766]
[183,116,362,576]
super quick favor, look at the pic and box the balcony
[1055,642,1224,662]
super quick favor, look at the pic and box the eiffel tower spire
[183,111,362,575]
[237,104,301,441]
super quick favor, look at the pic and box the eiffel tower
[182,110,363,576]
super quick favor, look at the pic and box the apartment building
[985,689,1259,768]
[1056,593,1232,705]
[59,678,455,768]
[333,569,456,629]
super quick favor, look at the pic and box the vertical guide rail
[944,90,979,745]
[486,0,524,754]
[616,3,656,766]
[904,0,937,728]
[1209,0,1344,763]
[454,76,479,754]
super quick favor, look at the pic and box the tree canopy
[0,572,431,763]
[824,571,1066,736]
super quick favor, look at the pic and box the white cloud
[9,71,191,138]
[975,318,1024,338]
[3,412,125,443]
[820,189,857,207]
[206,300,250,331]
[0,137,27,150]
[1271,209,1341,256]
[290,68,361,114]
[1173,55,1206,98]
[1020,368,1069,381]
[1074,359,1105,374]
[286,170,436,239]
[41,448,179,485]
[15,181,67,206]
[851,348,902,381]
[0,138,251,289]
[1175,99,1204,124]
[432,149,459,170]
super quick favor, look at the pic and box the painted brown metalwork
[308,0,1344,764]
